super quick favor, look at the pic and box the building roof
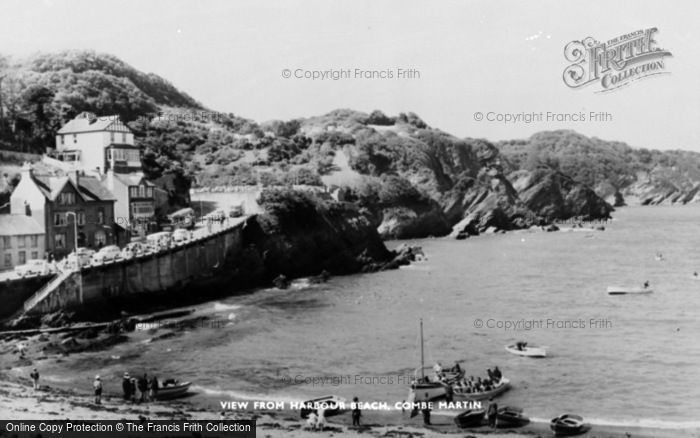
[112,172,155,187]
[57,112,132,134]
[0,215,44,236]
[32,174,116,202]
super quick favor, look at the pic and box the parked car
[168,207,195,229]
[91,245,122,264]
[228,204,244,218]
[172,228,191,244]
[204,209,226,221]
[67,247,95,267]
[146,231,172,251]
[15,259,51,277]
[121,241,147,259]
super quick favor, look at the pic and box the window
[131,202,154,217]
[18,235,26,248]
[139,185,146,197]
[59,193,75,205]
[110,132,115,143]
[54,233,66,249]
[77,211,85,225]
[30,235,38,247]
[18,251,26,265]
[3,254,10,267]
[1,236,11,249]
[60,135,65,145]
[122,133,127,143]
[73,134,77,144]
[97,209,104,224]
[54,213,67,226]
[31,251,38,260]
[95,231,106,247]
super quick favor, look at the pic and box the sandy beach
[0,364,697,438]
[1,302,699,438]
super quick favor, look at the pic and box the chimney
[69,170,80,187]
[21,161,33,179]
[77,111,98,124]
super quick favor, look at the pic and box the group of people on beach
[122,372,159,403]
[453,367,502,393]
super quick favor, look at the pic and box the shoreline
[0,370,697,438]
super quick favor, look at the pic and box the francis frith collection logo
[563,28,672,92]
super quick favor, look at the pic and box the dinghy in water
[505,343,547,358]
[607,286,653,295]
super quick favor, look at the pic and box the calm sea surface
[53,206,700,428]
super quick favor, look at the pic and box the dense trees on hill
[497,130,700,191]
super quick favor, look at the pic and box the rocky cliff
[498,130,700,207]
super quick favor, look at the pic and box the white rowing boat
[607,286,653,295]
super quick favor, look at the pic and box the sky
[0,0,698,150]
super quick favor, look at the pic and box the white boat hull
[409,382,448,402]
[505,345,547,357]
[607,286,653,295]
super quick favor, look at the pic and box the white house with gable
[54,112,141,175]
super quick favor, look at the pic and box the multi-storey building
[10,164,116,259]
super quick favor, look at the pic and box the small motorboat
[452,378,510,401]
[505,343,546,358]
[607,286,653,295]
[154,380,191,400]
[550,414,587,436]
[300,395,347,418]
[453,408,486,428]
[496,406,529,428]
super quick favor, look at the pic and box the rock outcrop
[509,169,613,221]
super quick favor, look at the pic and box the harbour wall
[28,218,250,315]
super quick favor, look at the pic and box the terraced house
[10,163,116,260]
[0,215,45,271]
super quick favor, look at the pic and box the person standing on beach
[30,368,39,390]
[421,393,431,425]
[130,377,138,403]
[122,372,131,400]
[149,375,159,401]
[351,396,361,427]
[137,374,148,402]
[487,398,498,428]
[93,375,102,404]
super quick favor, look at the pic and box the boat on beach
[607,286,653,295]
[505,343,547,358]
[550,414,588,436]
[452,377,510,401]
[407,319,450,403]
[300,395,347,418]
[496,406,529,428]
[154,381,191,400]
[453,408,486,428]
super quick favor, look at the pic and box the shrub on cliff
[257,188,322,232]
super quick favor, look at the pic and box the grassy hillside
[2,50,696,237]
